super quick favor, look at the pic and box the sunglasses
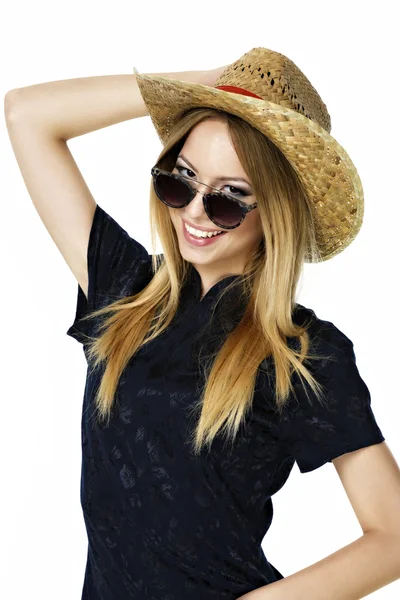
[151,166,258,230]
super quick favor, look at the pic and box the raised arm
[4,68,215,299]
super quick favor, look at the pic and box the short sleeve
[66,203,153,346]
[279,320,385,474]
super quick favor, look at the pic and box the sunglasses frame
[151,166,258,230]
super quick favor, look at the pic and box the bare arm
[4,67,218,298]
[4,69,214,141]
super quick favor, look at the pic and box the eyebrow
[177,154,252,187]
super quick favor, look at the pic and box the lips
[185,225,224,238]
[182,219,228,246]
[183,219,224,234]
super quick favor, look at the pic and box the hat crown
[215,47,331,133]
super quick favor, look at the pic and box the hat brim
[134,70,364,262]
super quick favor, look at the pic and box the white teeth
[184,222,223,238]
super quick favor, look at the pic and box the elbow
[4,89,22,121]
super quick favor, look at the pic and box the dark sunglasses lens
[154,172,244,228]
[154,173,190,207]
[207,194,243,227]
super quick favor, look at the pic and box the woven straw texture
[134,47,364,262]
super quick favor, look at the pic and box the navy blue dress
[66,204,385,599]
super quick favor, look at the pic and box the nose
[183,185,209,219]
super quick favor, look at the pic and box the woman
[5,47,400,600]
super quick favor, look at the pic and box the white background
[1,0,399,598]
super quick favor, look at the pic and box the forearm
[4,68,209,141]
[239,531,400,600]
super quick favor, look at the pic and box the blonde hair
[79,107,335,455]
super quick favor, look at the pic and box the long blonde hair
[78,107,335,454]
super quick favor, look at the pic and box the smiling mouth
[183,221,226,238]
[185,226,224,238]
[181,219,228,245]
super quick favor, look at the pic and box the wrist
[200,65,229,88]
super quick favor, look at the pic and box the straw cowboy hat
[133,47,364,262]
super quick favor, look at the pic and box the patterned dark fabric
[66,204,385,599]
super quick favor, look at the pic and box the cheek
[232,212,262,243]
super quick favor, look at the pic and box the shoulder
[289,303,360,394]
[293,302,354,351]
